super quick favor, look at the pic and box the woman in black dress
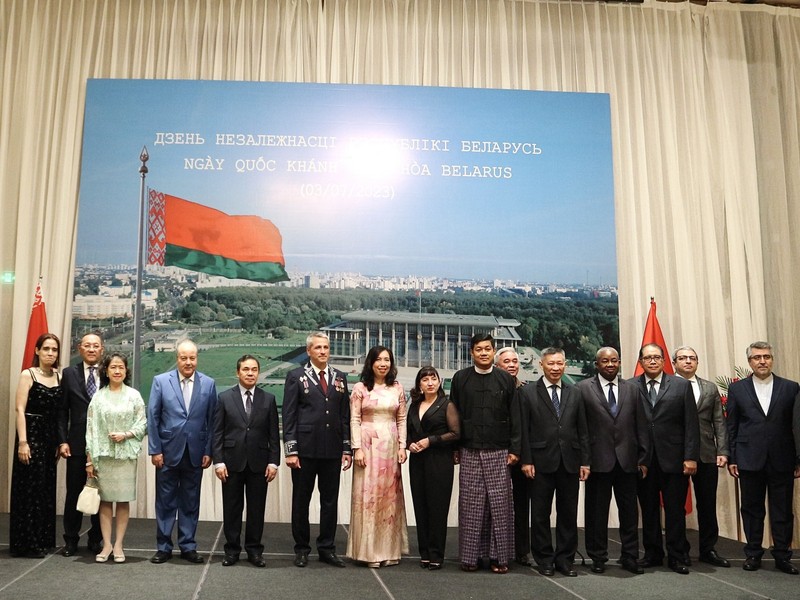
[10,333,62,558]
[407,366,460,570]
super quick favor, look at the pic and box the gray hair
[306,331,330,347]
[746,341,772,359]
[671,345,698,362]
[495,347,518,363]
[541,347,566,360]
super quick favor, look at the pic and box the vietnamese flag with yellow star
[147,189,288,283]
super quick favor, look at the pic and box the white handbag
[76,476,101,515]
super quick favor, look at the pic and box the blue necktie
[608,382,618,417]
[551,385,560,417]
[86,366,97,398]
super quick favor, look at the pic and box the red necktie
[319,370,328,395]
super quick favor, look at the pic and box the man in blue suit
[727,341,800,575]
[148,339,217,564]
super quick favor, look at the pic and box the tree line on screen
[176,287,619,362]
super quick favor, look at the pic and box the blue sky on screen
[78,80,615,284]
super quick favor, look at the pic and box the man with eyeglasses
[631,343,699,574]
[672,346,730,568]
[726,342,800,575]
[577,347,649,575]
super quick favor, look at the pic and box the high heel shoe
[96,551,112,563]
[113,553,126,563]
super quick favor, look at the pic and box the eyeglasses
[640,355,663,363]
[675,356,697,362]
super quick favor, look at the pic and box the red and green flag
[147,190,288,283]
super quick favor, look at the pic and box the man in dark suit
[631,343,700,574]
[519,347,590,577]
[57,332,104,556]
[148,339,217,564]
[577,347,649,575]
[494,347,530,567]
[282,332,352,568]
[213,355,280,567]
[727,341,800,575]
[672,345,730,568]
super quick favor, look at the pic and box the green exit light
[2,272,14,284]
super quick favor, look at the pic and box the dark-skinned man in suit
[727,341,800,575]
[519,347,590,577]
[577,347,649,575]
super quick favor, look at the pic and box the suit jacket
[282,362,351,459]
[726,374,800,472]
[57,362,94,455]
[212,385,280,473]
[518,378,590,473]
[147,369,218,467]
[576,375,650,473]
[631,373,700,473]
[694,376,729,463]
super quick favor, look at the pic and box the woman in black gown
[10,333,62,558]
[407,366,460,570]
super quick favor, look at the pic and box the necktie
[319,370,328,395]
[245,389,252,416]
[551,384,560,417]
[86,366,97,398]
[182,378,192,411]
[648,380,658,406]
[608,382,618,416]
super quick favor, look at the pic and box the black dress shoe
[222,555,238,566]
[150,550,173,564]
[248,554,266,568]
[590,561,605,573]
[319,552,346,567]
[556,563,577,577]
[620,559,644,574]
[668,559,689,574]
[637,556,663,568]
[87,541,103,555]
[775,559,799,575]
[294,552,309,567]
[62,543,78,557]
[180,550,204,564]
[699,550,730,568]
[742,556,761,571]
[682,556,692,567]
[539,564,555,576]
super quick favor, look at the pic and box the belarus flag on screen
[147,189,289,283]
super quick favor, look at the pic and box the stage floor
[0,516,796,600]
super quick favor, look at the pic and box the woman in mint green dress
[85,353,146,563]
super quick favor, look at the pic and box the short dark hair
[237,354,261,371]
[638,343,665,359]
[470,333,495,350]
[360,345,398,391]
[99,352,131,387]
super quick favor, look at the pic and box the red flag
[634,297,692,514]
[21,280,50,370]
[633,297,674,376]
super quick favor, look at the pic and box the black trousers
[738,468,795,560]
[584,462,639,562]
[529,462,579,568]
[409,449,454,563]
[290,457,341,554]
[510,463,531,559]
[686,460,720,556]
[221,468,269,556]
[62,453,101,546]
[637,457,689,563]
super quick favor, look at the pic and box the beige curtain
[2,0,799,539]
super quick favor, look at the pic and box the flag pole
[133,146,149,389]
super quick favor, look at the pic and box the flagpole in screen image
[75,80,620,401]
